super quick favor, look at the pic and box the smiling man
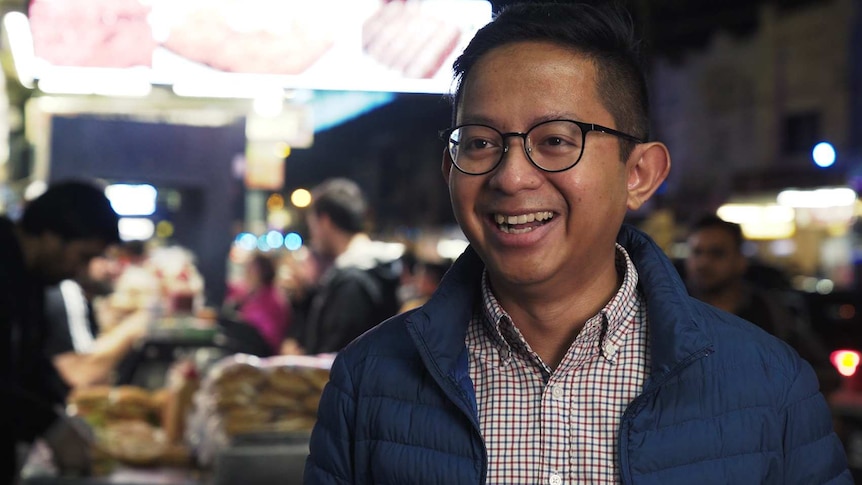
[305,3,850,484]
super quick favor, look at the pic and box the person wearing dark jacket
[1,180,120,484]
[284,178,401,355]
[684,215,841,395]
[305,2,850,483]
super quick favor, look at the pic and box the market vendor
[42,254,151,391]
[1,180,121,483]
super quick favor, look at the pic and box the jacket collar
[406,245,484,377]
[407,224,712,380]
[616,224,713,376]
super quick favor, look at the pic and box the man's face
[443,41,637,290]
[306,211,333,259]
[36,233,108,285]
[685,227,747,294]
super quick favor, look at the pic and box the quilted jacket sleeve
[304,353,357,484]
[781,358,852,484]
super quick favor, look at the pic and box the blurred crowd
[1,176,846,482]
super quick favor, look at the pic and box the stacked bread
[67,385,182,468]
[186,353,333,467]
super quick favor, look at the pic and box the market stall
[20,353,333,484]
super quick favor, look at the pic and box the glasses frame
[439,119,646,175]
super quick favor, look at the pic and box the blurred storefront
[0,1,492,483]
[0,0,492,306]
[650,0,862,290]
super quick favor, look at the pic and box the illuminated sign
[19,0,492,96]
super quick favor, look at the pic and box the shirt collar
[479,243,641,365]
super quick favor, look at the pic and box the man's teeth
[494,211,554,225]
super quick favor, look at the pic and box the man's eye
[536,135,578,148]
[464,138,496,151]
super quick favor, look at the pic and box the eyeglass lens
[449,120,585,174]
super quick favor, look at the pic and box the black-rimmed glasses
[440,119,645,175]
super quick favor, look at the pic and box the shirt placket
[541,373,570,485]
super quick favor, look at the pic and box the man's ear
[442,147,454,185]
[626,142,671,211]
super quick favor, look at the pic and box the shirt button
[549,473,563,485]
[551,385,564,400]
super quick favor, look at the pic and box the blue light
[284,232,303,251]
[236,232,258,251]
[266,230,285,249]
[812,142,836,168]
[257,235,271,252]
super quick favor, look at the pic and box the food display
[29,0,157,68]
[361,1,463,79]
[67,385,182,469]
[158,0,336,75]
[186,353,333,467]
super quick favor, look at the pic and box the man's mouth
[493,211,554,234]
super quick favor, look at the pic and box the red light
[831,350,861,377]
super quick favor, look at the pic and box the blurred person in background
[684,214,840,394]
[1,180,120,483]
[278,247,325,356]
[282,178,401,355]
[148,245,206,316]
[223,252,292,356]
[43,255,149,391]
[398,258,452,313]
[305,3,849,483]
[94,240,160,331]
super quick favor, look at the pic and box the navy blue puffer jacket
[305,225,851,484]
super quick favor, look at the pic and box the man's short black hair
[450,1,649,160]
[20,180,120,244]
[689,215,744,251]
[311,178,368,234]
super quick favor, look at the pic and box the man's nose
[489,136,542,192]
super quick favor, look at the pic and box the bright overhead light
[105,184,157,216]
[118,218,155,241]
[36,67,152,96]
[777,187,856,208]
[172,74,284,99]
[3,12,35,88]
[716,204,796,240]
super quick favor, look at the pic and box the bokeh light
[812,142,836,168]
[284,232,303,251]
[291,188,312,208]
[266,230,285,249]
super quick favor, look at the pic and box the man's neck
[331,231,361,259]
[490,259,623,370]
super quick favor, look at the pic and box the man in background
[685,214,839,393]
[283,178,401,355]
[1,180,120,483]
[43,254,149,392]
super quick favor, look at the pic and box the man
[1,180,120,483]
[284,178,401,355]
[685,214,840,394]
[43,261,149,391]
[305,3,850,484]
